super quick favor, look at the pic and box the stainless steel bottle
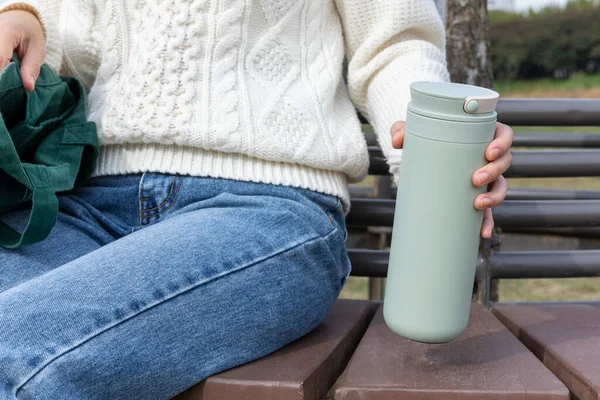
[383,82,499,343]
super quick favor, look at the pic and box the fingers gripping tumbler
[383,82,499,344]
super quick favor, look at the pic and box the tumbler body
[383,82,499,343]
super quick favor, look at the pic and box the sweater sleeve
[0,0,63,73]
[334,0,450,179]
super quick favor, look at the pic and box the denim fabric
[0,174,351,400]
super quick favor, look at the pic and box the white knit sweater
[0,0,449,209]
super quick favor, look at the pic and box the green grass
[514,126,600,133]
[340,277,600,302]
[340,277,370,300]
[508,177,600,190]
[500,278,600,302]
[493,72,600,96]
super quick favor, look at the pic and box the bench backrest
[348,98,600,304]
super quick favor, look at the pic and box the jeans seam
[140,177,181,214]
[324,197,341,215]
[14,229,336,396]
[141,177,183,218]
[137,173,147,228]
[324,198,344,237]
[321,225,349,291]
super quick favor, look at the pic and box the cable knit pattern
[86,0,126,130]
[261,96,317,161]
[0,0,449,212]
[105,0,208,144]
[59,0,100,89]
[248,37,292,86]
[259,0,294,25]
[306,2,335,104]
[303,0,337,166]
[210,0,244,151]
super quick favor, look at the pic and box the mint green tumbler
[383,82,499,343]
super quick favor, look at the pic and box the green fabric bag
[0,56,98,249]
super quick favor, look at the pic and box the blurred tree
[566,0,600,10]
[528,5,563,17]
[490,4,600,79]
[446,0,493,88]
[488,9,522,23]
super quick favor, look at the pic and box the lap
[0,184,349,400]
[0,174,143,292]
[0,203,110,292]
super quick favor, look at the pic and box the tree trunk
[445,0,494,88]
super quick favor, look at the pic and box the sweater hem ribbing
[94,143,352,213]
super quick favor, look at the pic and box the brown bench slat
[174,299,375,400]
[493,303,600,400]
[336,303,568,400]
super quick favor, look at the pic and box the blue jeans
[0,174,350,399]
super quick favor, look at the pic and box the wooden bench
[493,304,600,400]
[335,303,568,399]
[175,300,376,400]
[172,99,600,399]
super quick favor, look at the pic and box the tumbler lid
[409,82,499,122]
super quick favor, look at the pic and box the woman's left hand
[390,121,514,239]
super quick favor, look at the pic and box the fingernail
[490,148,500,159]
[481,198,492,208]
[478,172,490,185]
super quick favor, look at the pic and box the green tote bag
[0,56,98,249]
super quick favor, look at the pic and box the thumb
[19,39,45,91]
[390,121,406,149]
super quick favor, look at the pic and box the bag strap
[0,183,58,249]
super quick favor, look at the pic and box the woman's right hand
[0,10,45,91]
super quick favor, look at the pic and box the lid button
[464,99,480,114]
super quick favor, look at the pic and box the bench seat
[174,299,375,400]
[493,303,600,400]
[335,303,569,400]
